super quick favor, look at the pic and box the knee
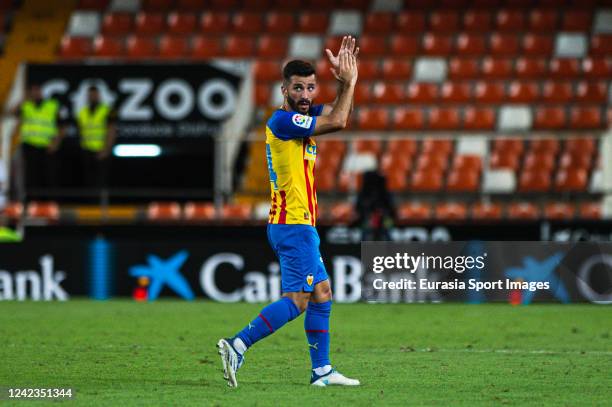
[315,286,332,303]
[284,294,310,314]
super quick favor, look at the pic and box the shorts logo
[306,274,314,286]
[292,114,313,129]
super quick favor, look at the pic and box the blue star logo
[505,252,570,304]
[129,250,195,301]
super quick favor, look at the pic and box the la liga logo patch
[292,114,313,129]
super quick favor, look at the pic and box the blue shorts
[267,224,329,293]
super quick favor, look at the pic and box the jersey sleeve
[267,110,317,141]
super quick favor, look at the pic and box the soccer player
[217,36,360,388]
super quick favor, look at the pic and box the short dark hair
[88,85,99,93]
[282,60,315,83]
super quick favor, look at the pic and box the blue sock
[234,297,300,350]
[304,301,331,369]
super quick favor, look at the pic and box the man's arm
[99,121,116,159]
[47,111,65,153]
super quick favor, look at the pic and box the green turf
[0,301,610,406]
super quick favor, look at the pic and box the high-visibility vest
[78,104,110,152]
[20,99,59,148]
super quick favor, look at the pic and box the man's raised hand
[325,35,360,81]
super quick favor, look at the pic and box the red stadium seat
[317,139,346,156]
[522,34,554,56]
[381,152,411,175]
[446,169,479,192]
[407,83,438,103]
[422,34,453,55]
[381,59,412,80]
[564,137,596,155]
[455,34,486,55]
[373,82,404,104]
[490,151,520,170]
[357,59,379,80]
[559,152,592,170]
[561,11,592,31]
[493,138,524,154]
[393,108,425,130]
[191,36,223,59]
[93,36,124,57]
[544,203,575,220]
[359,35,388,57]
[102,13,133,35]
[127,36,158,59]
[496,9,525,31]
[323,36,344,55]
[255,84,271,106]
[59,36,92,58]
[315,171,336,193]
[147,202,181,221]
[473,81,505,103]
[590,35,612,56]
[481,58,513,78]
[159,35,189,59]
[397,202,432,222]
[386,138,417,156]
[533,107,566,129]
[507,202,540,220]
[385,171,409,192]
[518,171,551,192]
[221,203,253,221]
[354,83,373,104]
[448,58,479,79]
[507,81,539,103]
[135,13,165,35]
[232,12,263,34]
[356,108,390,130]
[411,170,444,192]
[396,11,426,33]
[582,58,612,79]
[184,202,216,221]
[177,0,206,11]
[555,168,588,191]
[422,139,453,156]
[435,202,468,221]
[298,12,328,33]
[1,202,23,220]
[200,12,230,33]
[514,58,547,78]
[254,60,281,82]
[167,12,197,35]
[528,9,558,32]
[256,35,287,58]
[416,153,448,172]
[315,59,335,81]
[463,10,492,32]
[549,59,581,78]
[364,12,394,33]
[390,35,419,56]
[428,108,461,130]
[523,151,556,171]
[429,11,460,32]
[578,202,602,220]
[529,138,560,154]
[337,172,363,193]
[329,202,356,224]
[541,81,573,103]
[440,82,472,103]
[489,33,519,56]
[224,36,256,58]
[315,82,336,104]
[569,107,603,129]
[265,12,294,34]
[574,82,607,103]
[27,201,60,221]
[463,107,495,130]
[354,139,382,155]
[453,155,482,172]
[471,202,503,221]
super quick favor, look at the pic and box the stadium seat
[200,12,230,33]
[429,11,460,32]
[473,81,505,103]
[126,36,158,58]
[167,12,196,35]
[364,12,394,33]
[448,58,479,79]
[385,171,409,192]
[159,35,190,59]
[232,12,263,34]
[68,11,101,38]
[523,151,556,172]
[356,108,389,130]
[515,58,547,78]
[265,12,294,34]
[455,34,486,55]
[355,60,378,81]
[191,36,223,59]
[59,36,92,58]
[315,59,335,81]
[489,33,519,56]
[559,152,592,170]
[463,10,492,32]
[518,170,551,192]
[315,170,336,192]
[463,106,495,130]
[549,58,581,78]
[493,138,524,154]
[393,108,425,130]
[453,155,482,172]
[533,106,566,129]
[590,35,612,56]
[416,154,448,173]
[562,11,592,31]
[544,203,575,220]
[386,138,417,156]
[359,35,388,57]
[414,57,447,82]
[411,170,443,192]
[354,82,373,103]
[422,34,453,55]
[440,82,472,103]
[354,139,382,155]
[381,151,411,174]
[147,202,181,221]
[507,202,540,220]
[507,81,539,103]
[522,34,554,56]
[381,59,412,80]
[555,168,588,191]
[373,82,404,104]
[528,9,558,32]
[390,35,419,56]
[257,36,288,58]
[142,0,172,11]
[422,138,453,156]
[490,151,520,170]
[397,202,432,222]
[541,81,573,103]
[221,203,253,221]
[496,9,526,31]
[435,202,468,221]
[135,13,165,35]
[407,83,438,103]
[428,107,461,130]
[93,36,124,57]
[102,13,133,35]
[317,139,346,156]
[254,60,280,82]
[224,36,256,58]
[481,58,513,78]
[471,201,503,221]
[569,107,603,129]
[177,0,206,11]
[529,138,560,154]
[446,169,479,192]
[315,82,336,103]
[396,11,426,33]
[582,58,612,79]
[578,202,601,220]
[255,84,271,106]
[184,202,216,221]
[298,12,329,33]
[574,82,607,103]
[1,202,23,220]
[26,202,59,221]
[329,202,355,224]
[564,137,596,155]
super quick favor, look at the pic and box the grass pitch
[0,300,610,406]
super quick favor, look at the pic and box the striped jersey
[266,105,323,226]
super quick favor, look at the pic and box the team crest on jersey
[292,114,313,129]
[306,274,314,286]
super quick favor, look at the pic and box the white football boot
[216,338,244,388]
[310,368,360,387]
